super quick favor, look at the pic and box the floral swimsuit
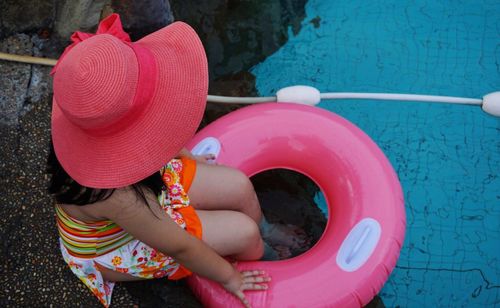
[56,158,201,307]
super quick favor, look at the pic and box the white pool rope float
[1,52,499,117]
[208,85,500,117]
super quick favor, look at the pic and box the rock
[0,33,54,126]
[28,36,54,102]
[123,279,201,307]
[0,34,33,126]
[170,0,308,127]
[0,0,55,38]
[170,0,308,81]
[54,0,175,42]
[111,0,174,41]
[54,0,111,40]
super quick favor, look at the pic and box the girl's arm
[104,188,267,306]
[106,187,234,281]
[177,147,196,160]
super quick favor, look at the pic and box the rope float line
[0,51,57,66]
[1,51,498,117]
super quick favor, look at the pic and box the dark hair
[47,141,164,211]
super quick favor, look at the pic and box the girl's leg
[187,162,303,260]
[196,209,264,260]
[188,163,262,223]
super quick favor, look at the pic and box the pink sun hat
[51,14,208,188]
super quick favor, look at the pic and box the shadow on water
[170,0,307,87]
[170,0,308,126]
[251,169,326,259]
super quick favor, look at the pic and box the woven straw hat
[51,14,208,188]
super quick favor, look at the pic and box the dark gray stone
[54,0,175,42]
[28,36,54,102]
[54,0,111,40]
[0,0,55,38]
[0,34,33,126]
[0,33,54,126]
[111,0,174,41]
[170,0,308,125]
[170,0,308,83]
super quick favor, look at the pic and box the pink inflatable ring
[186,103,406,307]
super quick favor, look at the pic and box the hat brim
[52,22,208,188]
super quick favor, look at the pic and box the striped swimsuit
[56,158,202,307]
[56,205,134,257]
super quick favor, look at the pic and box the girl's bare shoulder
[59,187,161,223]
[100,187,166,221]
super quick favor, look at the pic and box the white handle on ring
[336,218,382,272]
[190,137,221,164]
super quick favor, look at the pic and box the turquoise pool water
[251,1,499,307]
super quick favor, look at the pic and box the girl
[48,14,269,307]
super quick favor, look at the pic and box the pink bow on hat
[51,14,131,75]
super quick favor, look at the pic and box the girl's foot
[274,245,293,259]
[261,242,279,261]
[260,218,309,250]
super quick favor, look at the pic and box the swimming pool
[251,1,499,307]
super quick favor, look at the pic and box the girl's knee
[236,214,264,259]
[231,169,258,203]
[231,169,253,191]
[230,170,262,223]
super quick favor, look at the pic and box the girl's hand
[222,269,271,308]
[193,153,216,164]
[177,148,216,164]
